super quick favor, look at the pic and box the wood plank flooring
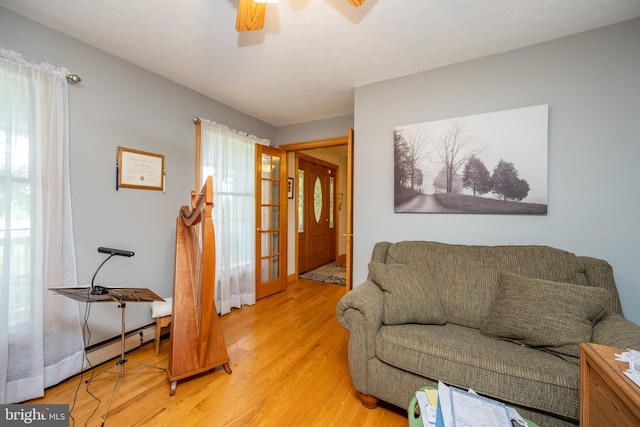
[27,279,408,426]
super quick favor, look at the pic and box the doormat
[299,262,346,286]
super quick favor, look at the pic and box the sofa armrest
[336,280,384,364]
[579,256,623,315]
[591,311,640,350]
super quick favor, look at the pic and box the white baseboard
[85,323,156,367]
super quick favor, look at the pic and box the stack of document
[615,349,640,388]
[414,381,528,427]
[415,388,439,425]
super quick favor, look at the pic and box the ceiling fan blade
[236,0,266,32]
[345,0,366,6]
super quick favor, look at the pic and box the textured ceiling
[1,0,639,126]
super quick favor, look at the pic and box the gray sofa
[336,241,640,427]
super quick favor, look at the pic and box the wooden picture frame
[117,146,165,191]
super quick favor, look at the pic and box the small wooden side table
[580,343,640,426]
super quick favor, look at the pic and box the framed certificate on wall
[117,146,165,191]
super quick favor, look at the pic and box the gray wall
[353,19,640,325]
[1,8,276,344]
[276,115,353,146]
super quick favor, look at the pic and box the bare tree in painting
[434,120,484,193]
[405,137,427,191]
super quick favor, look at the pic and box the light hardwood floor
[27,278,408,426]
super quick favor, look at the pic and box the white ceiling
[1,0,639,127]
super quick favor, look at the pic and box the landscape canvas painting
[394,104,548,214]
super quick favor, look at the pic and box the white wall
[353,19,640,325]
[1,8,276,344]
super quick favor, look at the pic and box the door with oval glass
[255,145,287,300]
[298,157,337,273]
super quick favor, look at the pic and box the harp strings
[188,224,204,332]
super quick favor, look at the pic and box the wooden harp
[167,176,231,395]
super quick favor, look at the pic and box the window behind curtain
[199,120,258,315]
[0,67,33,327]
[1,48,84,404]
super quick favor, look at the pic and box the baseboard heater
[84,322,157,368]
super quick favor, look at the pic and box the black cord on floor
[68,295,102,426]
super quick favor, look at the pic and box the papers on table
[615,348,640,388]
[625,372,640,387]
[414,381,528,427]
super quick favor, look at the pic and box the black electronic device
[90,285,109,295]
[91,246,135,291]
[97,247,135,257]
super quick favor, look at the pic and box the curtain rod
[65,74,81,83]
[194,117,271,146]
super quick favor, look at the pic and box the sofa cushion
[384,241,588,329]
[481,271,610,357]
[376,323,580,420]
[368,262,446,325]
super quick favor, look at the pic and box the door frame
[280,131,354,291]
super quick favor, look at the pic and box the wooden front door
[255,145,287,300]
[298,157,337,273]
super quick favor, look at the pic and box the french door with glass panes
[255,145,287,299]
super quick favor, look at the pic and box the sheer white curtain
[199,119,262,315]
[0,48,84,403]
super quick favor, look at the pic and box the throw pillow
[481,271,610,357]
[368,262,446,325]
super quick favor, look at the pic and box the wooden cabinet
[580,343,640,426]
